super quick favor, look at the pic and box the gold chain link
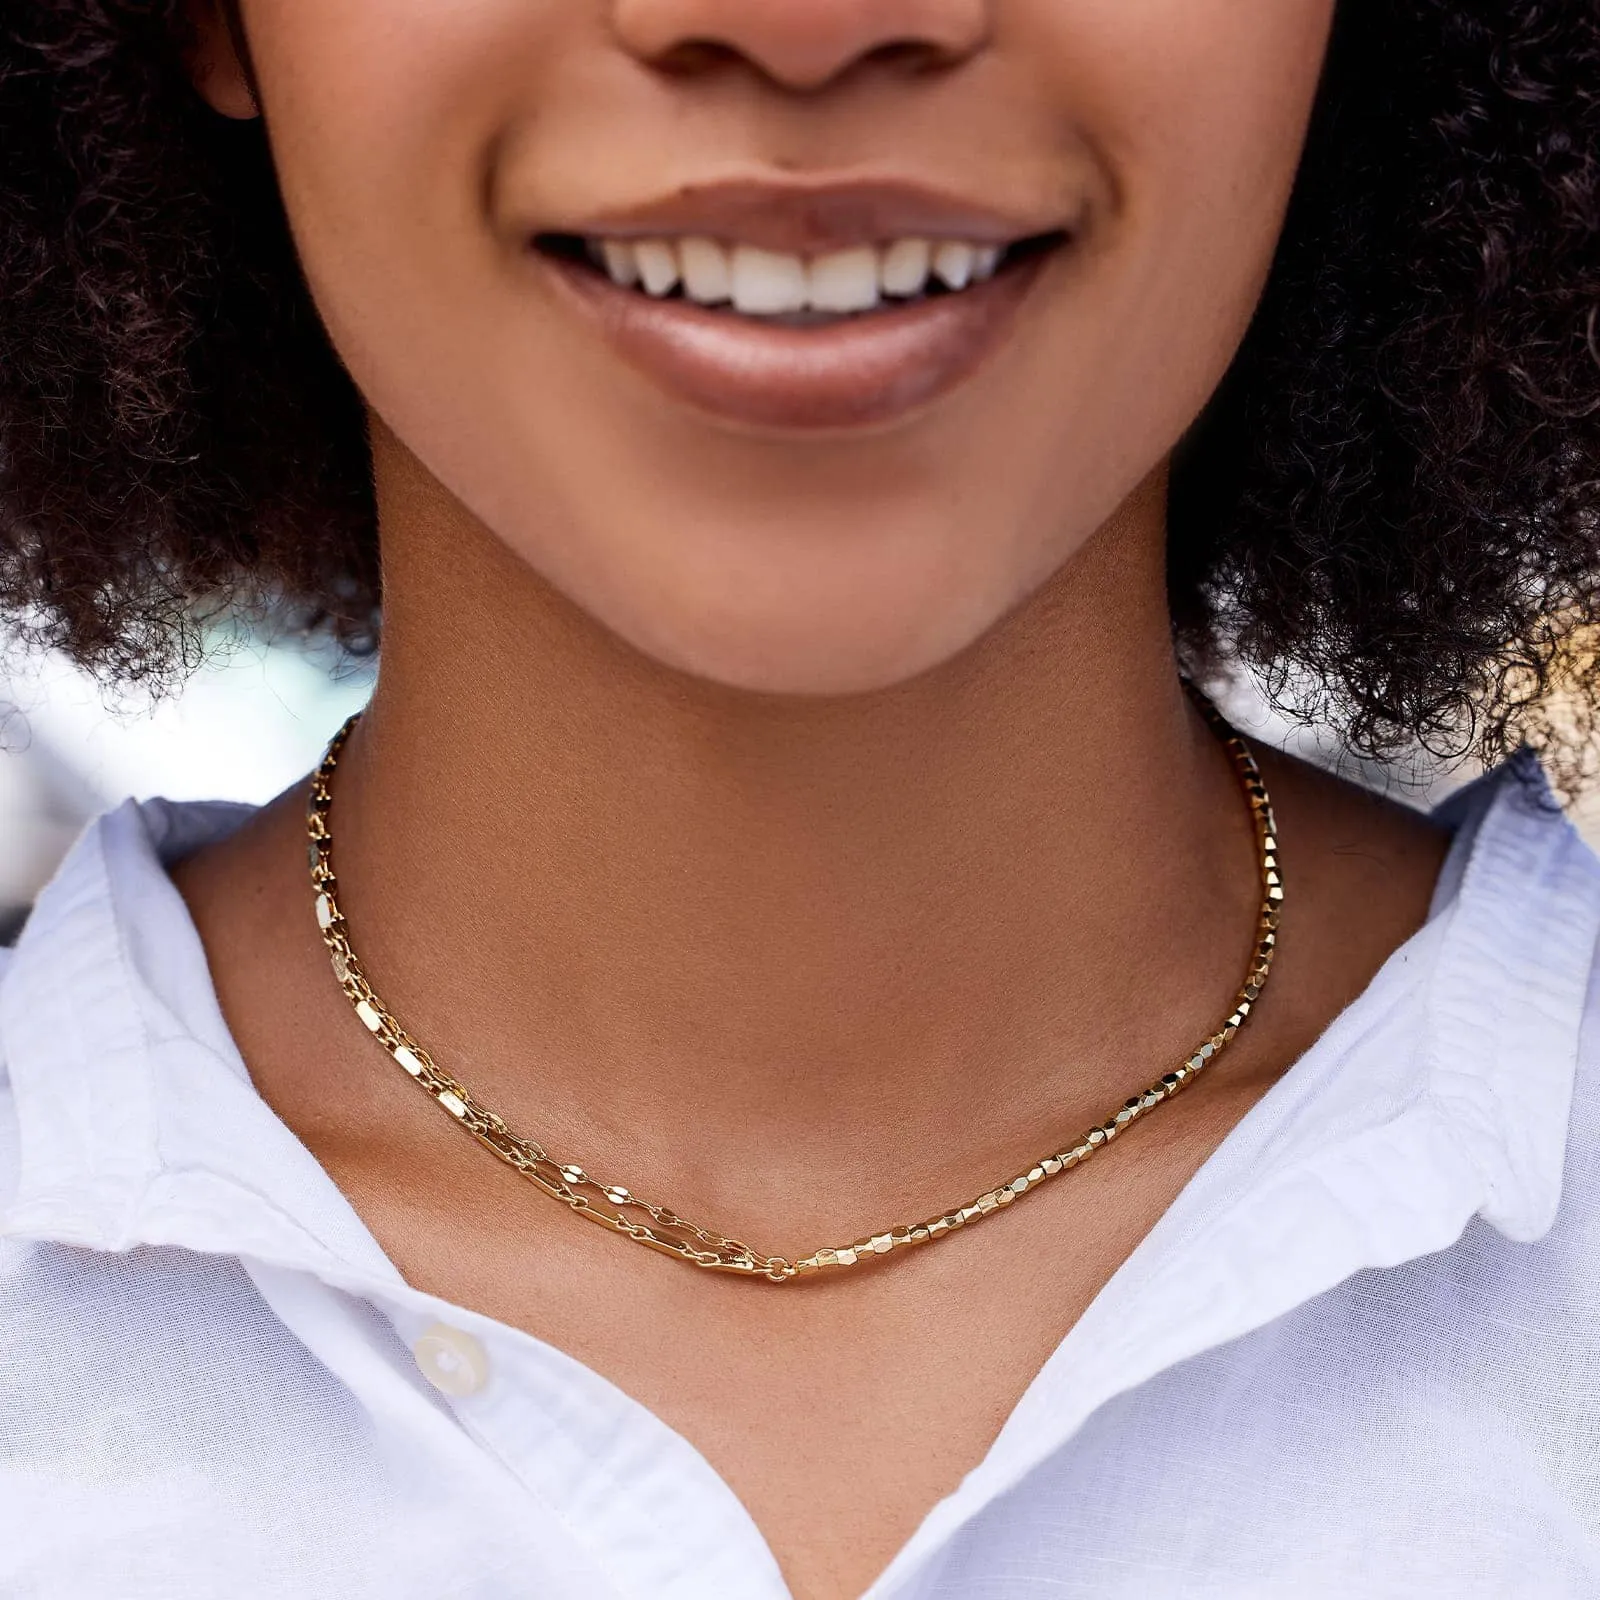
[307,690,1283,1284]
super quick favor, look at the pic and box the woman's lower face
[196,0,1336,693]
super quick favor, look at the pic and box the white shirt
[3,756,1600,1599]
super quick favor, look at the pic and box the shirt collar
[872,753,1600,1594]
[0,795,400,1282]
[2,756,1596,1329]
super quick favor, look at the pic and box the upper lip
[542,177,1074,257]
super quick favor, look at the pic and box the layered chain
[307,692,1283,1284]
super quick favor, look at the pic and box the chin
[589,562,1013,699]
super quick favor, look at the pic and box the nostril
[612,0,990,97]
[859,38,962,78]
[648,38,743,78]
[645,34,967,86]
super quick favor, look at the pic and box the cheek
[1063,0,1337,359]
[242,0,567,378]
[998,0,1336,550]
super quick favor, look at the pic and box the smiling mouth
[532,229,1069,328]
[529,219,1072,430]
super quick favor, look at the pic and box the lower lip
[537,248,1056,431]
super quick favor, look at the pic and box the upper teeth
[588,236,1005,314]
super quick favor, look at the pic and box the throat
[272,660,1253,1250]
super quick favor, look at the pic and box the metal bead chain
[307,692,1283,1284]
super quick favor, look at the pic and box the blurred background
[1,628,1595,944]
[0,629,373,943]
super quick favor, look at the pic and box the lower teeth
[681,297,933,322]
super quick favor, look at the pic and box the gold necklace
[307,691,1282,1284]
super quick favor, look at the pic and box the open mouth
[528,217,1072,429]
[531,229,1069,328]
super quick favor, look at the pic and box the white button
[412,1322,490,1398]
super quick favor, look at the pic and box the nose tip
[611,0,991,94]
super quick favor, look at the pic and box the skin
[176,3,1449,1597]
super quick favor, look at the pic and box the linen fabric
[2,755,1600,1598]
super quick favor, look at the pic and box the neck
[321,434,1261,1218]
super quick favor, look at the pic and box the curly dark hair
[3,1,1600,771]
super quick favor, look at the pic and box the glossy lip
[516,176,1078,430]
[541,175,1073,256]
[539,244,1059,431]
